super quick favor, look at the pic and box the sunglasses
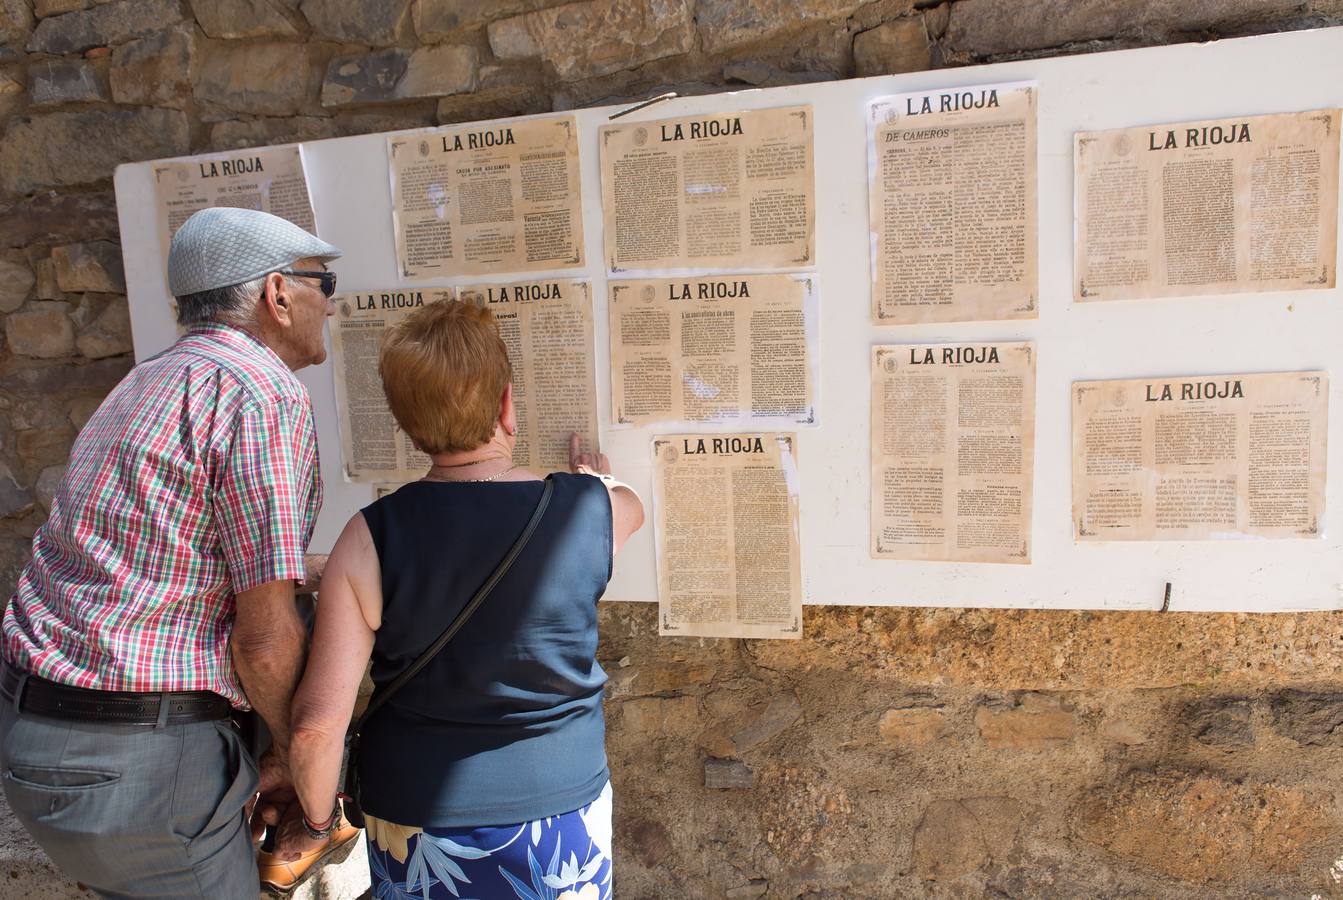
[281,269,338,298]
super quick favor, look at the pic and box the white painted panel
[114,28,1343,611]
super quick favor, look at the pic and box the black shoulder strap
[349,475,554,735]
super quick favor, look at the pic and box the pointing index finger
[569,431,585,470]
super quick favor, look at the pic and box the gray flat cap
[167,207,343,298]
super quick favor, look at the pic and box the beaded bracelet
[302,801,341,840]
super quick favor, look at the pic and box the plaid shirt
[2,324,322,708]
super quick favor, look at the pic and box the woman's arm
[569,433,645,554]
[287,512,382,845]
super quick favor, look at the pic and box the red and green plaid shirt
[2,324,322,708]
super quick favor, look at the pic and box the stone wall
[2,1,1343,897]
[602,605,1343,897]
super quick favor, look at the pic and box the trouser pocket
[4,764,122,816]
[7,764,120,788]
[176,718,258,847]
[2,759,126,886]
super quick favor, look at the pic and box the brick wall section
[1,1,1342,897]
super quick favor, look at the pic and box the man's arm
[231,578,307,755]
[214,399,320,838]
[297,554,328,596]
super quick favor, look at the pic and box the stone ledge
[599,602,1343,691]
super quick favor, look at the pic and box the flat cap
[167,207,343,298]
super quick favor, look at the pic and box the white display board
[115,28,1343,612]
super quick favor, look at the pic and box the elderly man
[0,208,356,897]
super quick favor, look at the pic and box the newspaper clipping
[388,115,585,279]
[653,433,802,639]
[600,106,815,272]
[154,146,316,268]
[609,275,817,428]
[330,289,454,483]
[1073,371,1328,540]
[1075,109,1341,302]
[871,342,1036,564]
[867,82,1038,324]
[458,279,599,472]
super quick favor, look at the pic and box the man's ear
[258,272,293,327]
[499,382,517,436]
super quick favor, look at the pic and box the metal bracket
[609,92,679,120]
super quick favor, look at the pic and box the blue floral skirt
[364,781,612,900]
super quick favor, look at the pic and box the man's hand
[569,432,610,476]
[267,803,329,862]
[247,748,297,843]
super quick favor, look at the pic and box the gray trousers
[0,701,260,899]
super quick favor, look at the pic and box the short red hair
[379,300,511,454]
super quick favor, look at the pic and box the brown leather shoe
[258,818,362,896]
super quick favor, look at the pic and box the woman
[280,299,644,898]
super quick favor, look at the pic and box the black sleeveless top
[357,473,613,827]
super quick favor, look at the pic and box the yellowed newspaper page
[154,145,316,268]
[868,82,1038,324]
[330,289,454,483]
[871,342,1035,564]
[1075,109,1340,302]
[1073,371,1328,540]
[654,433,802,639]
[388,116,584,279]
[458,278,599,472]
[600,105,815,272]
[609,274,817,428]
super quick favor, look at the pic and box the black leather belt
[0,661,232,726]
